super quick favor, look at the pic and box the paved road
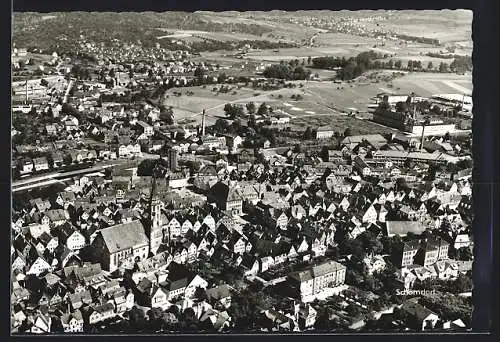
[14,172,63,187]
[13,163,116,188]
[13,165,115,193]
[13,154,163,192]
[13,179,65,193]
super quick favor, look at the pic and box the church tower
[149,199,163,255]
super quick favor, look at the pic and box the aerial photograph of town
[11,10,474,334]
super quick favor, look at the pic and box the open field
[197,12,324,41]
[244,48,327,61]
[162,85,295,125]
[303,71,472,113]
[241,42,470,64]
[156,29,277,43]
[290,114,398,135]
[362,10,472,44]
[243,45,384,61]
[389,72,472,96]
[314,32,380,46]
[163,86,255,116]
[163,71,471,128]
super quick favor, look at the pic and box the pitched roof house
[90,220,149,271]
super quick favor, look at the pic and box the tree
[344,127,352,137]
[63,154,72,166]
[346,269,364,286]
[456,158,473,170]
[188,289,208,308]
[320,146,330,162]
[418,294,472,326]
[303,126,313,140]
[427,61,434,70]
[358,231,383,255]
[159,106,174,125]
[257,102,269,116]
[387,59,394,69]
[395,101,409,113]
[395,177,408,191]
[315,307,333,330]
[162,305,179,319]
[217,72,227,83]
[24,274,44,296]
[450,56,472,73]
[137,158,169,176]
[246,102,256,114]
[147,307,164,331]
[446,273,472,294]
[229,288,268,331]
[376,101,391,113]
[345,303,362,318]
[214,118,230,133]
[224,103,244,119]
[394,60,402,69]
[439,62,449,73]
[456,247,473,261]
[129,306,147,331]
[376,263,399,296]
[194,66,206,79]
[338,62,359,80]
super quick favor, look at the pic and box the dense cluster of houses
[12,37,473,333]
[12,122,473,333]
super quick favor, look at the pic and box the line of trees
[311,50,467,81]
[262,61,311,80]
[395,34,440,46]
[189,39,296,53]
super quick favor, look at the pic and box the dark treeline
[13,12,274,51]
[189,39,296,53]
[449,56,473,73]
[395,34,440,46]
[311,50,471,81]
[262,60,311,80]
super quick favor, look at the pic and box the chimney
[201,109,206,136]
[25,80,29,104]
[420,123,426,151]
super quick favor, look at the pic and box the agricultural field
[197,12,324,42]
[156,29,277,43]
[241,41,466,63]
[314,32,380,46]
[388,72,472,96]
[162,85,289,125]
[366,10,472,44]
[164,70,471,128]
[302,71,472,113]
[242,46,371,61]
[290,113,398,136]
